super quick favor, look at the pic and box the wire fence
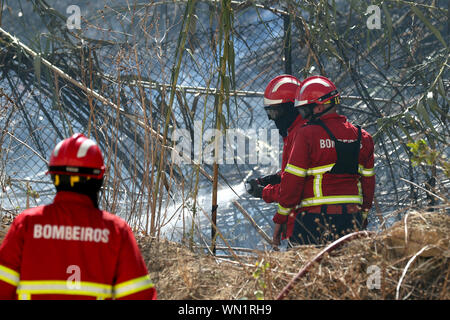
[0,0,448,250]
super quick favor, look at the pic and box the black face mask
[270,103,299,137]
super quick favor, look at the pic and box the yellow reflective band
[285,164,307,177]
[114,275,154,299]
[359,165,375,177]
[301,195,363,207]
[277,204,292,216]
[17,280,113,298]
[18,293,31,300]
[313,174,323,198]
[0,265,20,287]
[361,168,375,177]
[307,163,335,175]
[307,164,374,177]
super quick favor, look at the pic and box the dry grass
[137,236,252,300]
[137,210,449,300]
[1,210,448,300]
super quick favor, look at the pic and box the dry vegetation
[134,209,449,300]
[0,208,448,299]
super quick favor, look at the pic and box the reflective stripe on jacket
[12,274,154,300]
[0,191,156,300]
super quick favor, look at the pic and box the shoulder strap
[311,119,337,142]
[356,125,362,147]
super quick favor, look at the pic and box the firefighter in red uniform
[271,76,375,245]
[245,75,307,248]
[0,133,157,300]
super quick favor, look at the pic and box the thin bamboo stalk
[232,200,272,245]
[150,0,197,236]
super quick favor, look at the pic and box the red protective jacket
[262,114,307,238]
[0,191,156,300]
[269,113,375,228]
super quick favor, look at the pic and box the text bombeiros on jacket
[33,224,110,243]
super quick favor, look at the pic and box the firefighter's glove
[257,173,281,186]
[245,179,264,198]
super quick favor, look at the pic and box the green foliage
[26,188,40,199]
[407,139,450,178]
[252,260,270,300]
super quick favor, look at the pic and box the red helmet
[47,133,105,179]
[264,75,301,106]
[295,76,339,107]
[264,75,301,120]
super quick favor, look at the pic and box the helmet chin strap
[297,96,340,121]
[310,103,336,121]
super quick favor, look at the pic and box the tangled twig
[276,231,374,300]
[395,245,430,300]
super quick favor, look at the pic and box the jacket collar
[53,191,95,208]
[288,114,306,134]
[319,113,346,122]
